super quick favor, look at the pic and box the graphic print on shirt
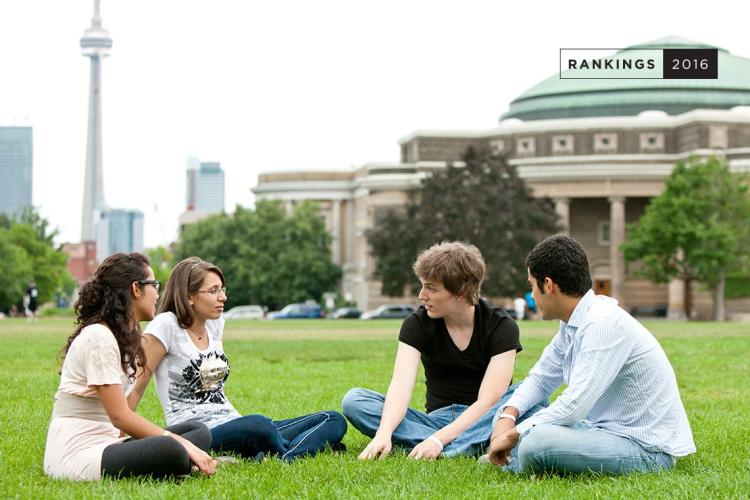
[179,351,230,404]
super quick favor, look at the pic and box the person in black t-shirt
[342,242,543,460]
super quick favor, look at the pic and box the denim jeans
[342,381,545,457]
[210,411,347,462]
[504,420,677,475]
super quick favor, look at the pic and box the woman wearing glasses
[44,253,217,481]
[129,257,347,462]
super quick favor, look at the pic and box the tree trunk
[713,273,726,321]
[683,278,693,320]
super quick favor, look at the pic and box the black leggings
[101,422,211,479]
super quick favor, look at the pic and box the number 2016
[672,59,709,70]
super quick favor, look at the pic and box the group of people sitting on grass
[44,235,695,481]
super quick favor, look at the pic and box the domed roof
[500,37,750,121]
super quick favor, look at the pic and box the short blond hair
[413,241,485,304]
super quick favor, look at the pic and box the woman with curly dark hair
[44,253,217,481]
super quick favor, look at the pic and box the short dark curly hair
[526,234,592,297]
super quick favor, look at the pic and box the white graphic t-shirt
[145,312,241,429]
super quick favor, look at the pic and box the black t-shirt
[398,298,522,412]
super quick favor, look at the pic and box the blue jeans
[210,411,347,462]
[505,421,677,475]
[342,381,544,457]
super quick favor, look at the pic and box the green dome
[501,37,750,121]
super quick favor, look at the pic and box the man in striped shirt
[487,234,695,475]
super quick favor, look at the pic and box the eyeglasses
[138,279,161,292]
[198,286,227,297]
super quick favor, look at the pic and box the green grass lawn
[1,318,748,498]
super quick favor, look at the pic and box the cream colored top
[44,324,133,481]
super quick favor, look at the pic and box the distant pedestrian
[524,291,537,319]
[513,297,526,321]
[26,282,39,321]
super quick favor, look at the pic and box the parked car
[360,304,415,320]
[629,304,668,317]
[223,305,265,320]
[329,307,362,319]
[267,303,324,319]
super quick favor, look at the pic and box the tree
[0,208,74,312]
[368,146,560,298]
[146,246,173,289]
[173,200,341,310]
[622,156,750,321]
[0,229,32,312]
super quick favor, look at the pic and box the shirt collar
[562,289,596,330]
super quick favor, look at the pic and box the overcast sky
[1,0,749,248]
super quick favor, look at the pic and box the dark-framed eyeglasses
[198,286,227,297]
[137,279,161,292]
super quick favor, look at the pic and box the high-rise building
[95,208,144,261]
[187,160,225,213]
[0,126,33,218]
[80,0,112,240]
[179,158,225,231]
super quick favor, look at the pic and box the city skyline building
[95,208,144,261]
[79,0,112,241]
[0,126,33,218]
[187,159,225,213]
[179,157,226,231]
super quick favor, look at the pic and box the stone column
[345,200,354,268]
[331,199,342,265]
[667,248,687,319]
[554,197,570,234]
[608,196,626,305]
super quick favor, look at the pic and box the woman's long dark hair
[60,253,151,379]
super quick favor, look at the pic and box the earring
[456,298,461,302]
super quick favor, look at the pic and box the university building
[253,37,750,319]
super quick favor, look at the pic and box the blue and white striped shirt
[507,290,695,457]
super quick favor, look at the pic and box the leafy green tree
[368,146,560,298]
[0,229,32,312]
[146,246,173,288]
[622,156,750,320]
[0,208,73,312]
[173,200,341,310]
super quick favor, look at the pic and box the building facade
[95,208,144,261]
[179,158,226,231]
[0,126,33,218]
[62,240,98,283]
[253,38,750,319]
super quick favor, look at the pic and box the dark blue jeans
[210,411,347,462]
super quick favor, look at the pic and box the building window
[489,139,505,156]
[552,134,574,154]
[598,221,611,246]
[639,132,664,151]
[709,125,729,149]
[594,133,618,152]
[516,137,535,156]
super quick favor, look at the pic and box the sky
[1,0,749,248]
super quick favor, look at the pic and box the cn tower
[80,0,112,241]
